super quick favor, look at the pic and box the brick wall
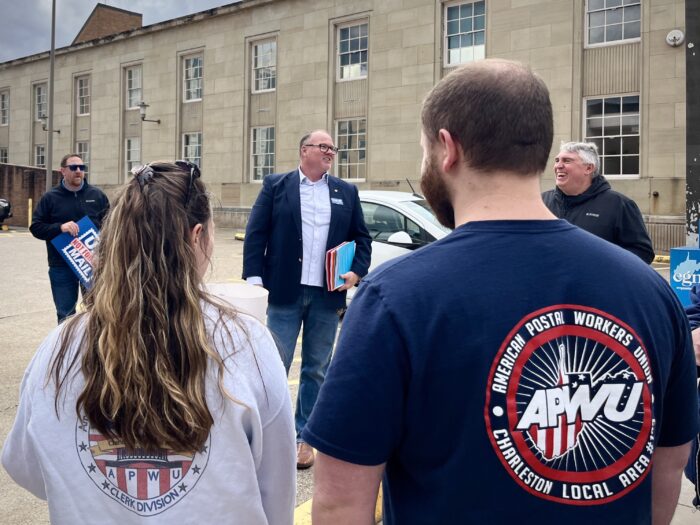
[0,165,60,227]
[74,7,141,44]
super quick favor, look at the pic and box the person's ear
[437,129,461,174]
[191,223,203,245]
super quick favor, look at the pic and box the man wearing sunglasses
[30,153,110,323]
[243,129,372,469]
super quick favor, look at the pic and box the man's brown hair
[60,153,81,167]
[421,59,553,175]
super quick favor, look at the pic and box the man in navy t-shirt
[302,59,699,525]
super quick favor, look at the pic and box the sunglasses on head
[131,160,202,206]
[66,164,87,172]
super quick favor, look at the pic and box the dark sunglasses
[66,164,87,172]
[131,160,201,206]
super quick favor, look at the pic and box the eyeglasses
[130,160,201,206]
[303,143,340,154]
[66,164,87,172]
[175,160,201,206]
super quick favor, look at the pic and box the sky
[0,0,237,63]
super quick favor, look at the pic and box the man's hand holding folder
[326,241,360,292]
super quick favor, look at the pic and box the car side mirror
[386,231,412,244]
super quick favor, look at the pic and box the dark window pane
[586,117,603,137]
[359,119,366,132]
[587,99,604,117]
[474,31,485,45]
[622,96,639,113]
[624,22,640,39]
[604,97,621,115]
[623,0,639,4]
[447,20,459,34]
[462,33,474,47]
[351,52,360,64]
[460,18,472,33]
[348,120,356,133]
[475,2,485,15]
[350,38,359,51]
[589,137,604,153]
[622,156,638,174]
[622,135,639,154]
[448,36,460,49]
[460,3,473,17]
[340,40,349,53]
[624,5,640,21]
[606,23,622,41]
[360,24,368,37]
[360,50,367,62]
[589,27,604,43]
[607,8,623,24]
[604,156,621,175]
[588,0,605,10]
[606,0,622,7]
[350,25,359,39]
[590,11,605,26]
[360,37,368,50]
[340,28,348,40]
[447,5,459,20]
[604,116,620,136]
[341,54,350,66]
[604,137,621,155]
[474,15,485,30]
[338,121,347,134]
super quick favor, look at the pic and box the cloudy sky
[0,0,236,63]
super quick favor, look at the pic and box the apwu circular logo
[484,305,654,505]
[76,416,209,516]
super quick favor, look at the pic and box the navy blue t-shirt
[303,219,699,525]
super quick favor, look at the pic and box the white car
[347,191,451,303]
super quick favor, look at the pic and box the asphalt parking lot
[0,227,694,524]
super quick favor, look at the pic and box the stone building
[0,0,689,230]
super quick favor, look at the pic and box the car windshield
[402,199,452,234]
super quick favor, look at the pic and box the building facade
[0,0,688,217]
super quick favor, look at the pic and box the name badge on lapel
[331,197,344,205]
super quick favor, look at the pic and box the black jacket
[542,175,655,264]
[30,180,110,267]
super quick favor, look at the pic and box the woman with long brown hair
[2,161,295,524]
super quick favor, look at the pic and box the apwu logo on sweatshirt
[76,416,209,516]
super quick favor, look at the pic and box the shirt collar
[61,178,84,192]
[298,167,328,185]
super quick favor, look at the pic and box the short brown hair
[60,153,81,167]
[421,59,553,175]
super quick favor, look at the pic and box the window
[336,118,366,180]
[76,76,90,115]
[0,91,8,126]
[76,141,89,176]
[338,23,368,80]
[184,56,203,101]
[445,1,486,66]
[0,148,7,163]
[126,66,142,109]
[251,126,275,181]
[125,137,140,174]
[586,0,641,45]
[35,145,45,167]
[252,40,277,92]
[584,95,640,177]
[35,84,47,120]
[182,132,202,167]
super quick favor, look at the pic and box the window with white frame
[445,1,486,66]
[125,137,140,174]
[584,95,639,177]
[252,40,277,93]
[35,84,47,120]
[76,76,90,115]
[182,132,202,167]
[184,56,203,101]
[336,118,366,180]
[0,91,8,126]
[586,0,640,45]
[76,141,89,175]
[338,23,368,81]
[0,147,8,163]
[126,66,142,109]
[35,145,45,167]
[251,126,275,181]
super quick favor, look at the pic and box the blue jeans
[48,266,81,324]
[267,286,340,439]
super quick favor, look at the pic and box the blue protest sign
[669,247,700,306]
[50,216,100,288]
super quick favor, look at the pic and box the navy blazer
[243,170,372,309]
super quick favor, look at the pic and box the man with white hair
[542,142,654,263]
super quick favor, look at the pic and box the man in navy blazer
[243,129,371,469]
